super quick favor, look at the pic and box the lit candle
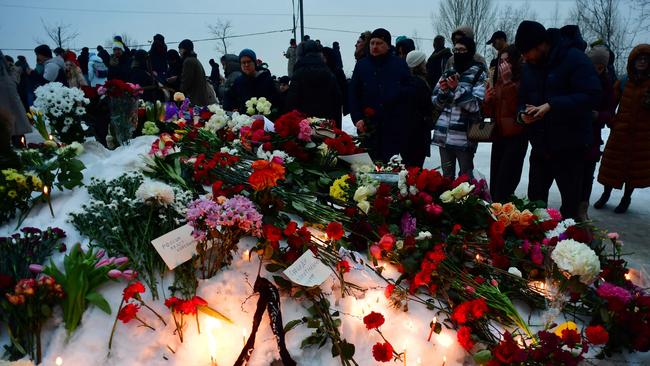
[442,355,447,366]
[625,272,632,281]
[243,250,249,261]
[427,317,438,342]
[55,357,63,366]
[402,343,407,366]
[242,327,247,347]
[43,185,50,195]
[475,253,482,262]
[48,134,53,140]
[20,136,26,147]
[205,317,221,365]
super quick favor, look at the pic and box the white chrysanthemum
[415,231,432,241]
[551,239,601,284]
[545,218,577,239]
[135,180,175,205]
[508,267,523,277]
[398,170,409,196]
[533,208,551,221]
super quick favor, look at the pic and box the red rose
[262,142,273,151]
[372,342,393,362]
[326,222,344,241]
[122,281,146,301]
[336,260,350,274]
[493,332,527,364]
[118,303,140,323]
[561,328,581,348]
[378,234,396,251]
[585,325,609,345]
[457,326,474,351]
[363,311,385,329]
[384,284,396,299]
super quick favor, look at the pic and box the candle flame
[475,254,481,261]
[625,272,631,280]
[205,317,222,361]
[21,136,26,146]
[43,186,50,195]
[48,134,53,140]
[55,357,63,366]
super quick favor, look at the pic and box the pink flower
[546,208,562,221]
[369,245,382,260]
[378,234,396,251]
[114,257,129,266]
[531,243,543,266]
[297,119,313,141]
[425,203,443,216]
[271,156,285,165]
[95,258,111,268]
[95,249,106,258]
[108,269,123,279]
[122,270,138,281]
[97,86,107,95]
[607,232,619,240]
[28,264,44,273]
[490,279,498,286]
[596,282,632,304]
[465,285,476,294]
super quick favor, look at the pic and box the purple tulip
[29,264,44,273]
[95,258,110,268]
[107,269,123,279]
[121,270,138,281]
[114,257,129,266]
[95,249,106,259]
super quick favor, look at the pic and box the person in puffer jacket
[432,36,487,179]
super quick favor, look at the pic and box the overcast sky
[1,0,646,77]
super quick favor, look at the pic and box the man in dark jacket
[287,41,343,126]
[349,28,415,162]
[97,45,110,66]
[149,33,168,82]
[108,42,131,81]
[78,47,90,80]
[223,49,278,112]
[426,35,452,87]
[515,21,602,219]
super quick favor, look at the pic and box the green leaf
[283,319,304,333]
[273,275,292,290]
[340,340,356,359]
[291,200,306,213]
[473,349,492,364]
[307,319,321,328]
[198,305,233,324]
[86,292,111,314]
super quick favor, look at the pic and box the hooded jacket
[518,28,602,154]
[88,53,108,87]
[598,44,650,189]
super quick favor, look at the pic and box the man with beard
[515,21,602,219]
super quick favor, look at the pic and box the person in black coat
[78,47,90,79]
[286,41,343,126]
[349,28,415,162]
[165,49,182,91]
[332,41,344,70]
[108,43,131,81]
[208,59,221,90]
[97,45,110,66]
[223,49,278,112]
[426,35,452,90]
[128,50,158,102]
[403,50,434,168]
[149,34,168,82]
[323,46,349,119]
[515,21,602,219]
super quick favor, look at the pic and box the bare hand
[355,120,366,133]
[446,75,459,90]
[439,79,449,91]
[525,103,551,119]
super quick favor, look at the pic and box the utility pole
[299,0,304,41]
[291,0,297,41]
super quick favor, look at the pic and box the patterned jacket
[432,62,487,151]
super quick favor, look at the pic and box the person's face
[493,38,506,51]
[240,56,256,75]
[369,38,389,57]
[35,53,46,64]
[635,54,648,72]
[279,83,289,92]
[355,37,365,52]
[594,63,606,75]
[397,46,406,59]
[499,52,510,66]
[453,43,469,56]
[522,44,546,65]
[113,48,123,57]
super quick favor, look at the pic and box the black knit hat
[370,28,391,46]
[153,34,165,42]
[178,39,194,52]
[515,20,546,53]
[34,44,52,58]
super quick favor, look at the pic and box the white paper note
[283,250,332,287]
[338,153,374,167]
[151,224,197,270]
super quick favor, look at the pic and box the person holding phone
[431,36,487,179]
[515,21,602,219]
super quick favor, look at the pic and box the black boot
[593,191,610,209]
[614,196,631,214]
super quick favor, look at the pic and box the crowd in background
[1,21,649,220]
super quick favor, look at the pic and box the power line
[1,29,293,52]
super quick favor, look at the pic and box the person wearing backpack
[88,52,108,86]
[594,44,650,213]
[515,21,602,219]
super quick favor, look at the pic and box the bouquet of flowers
[31,82,89,144]
[98,79,143,146]
[0,169,43,225]
[0,227,66,283]
[187,195,263,278]
[69,173,193,299]
[245,97,272,116]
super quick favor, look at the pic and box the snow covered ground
[1,120,649,365]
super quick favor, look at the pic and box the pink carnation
[546,208,562,221]
[297,119,313,141]
[596,282,633,304]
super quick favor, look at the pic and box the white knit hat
[406,50,426,68]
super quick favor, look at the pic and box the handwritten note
[151,224,196,270]
[283,251,332,287]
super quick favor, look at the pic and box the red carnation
[263,224,283,242]
[457,326,474,351]
[372,342,393,362]
[451,224,462,236]
[384,284,396,299]
[561,328,581,348]
[122,281,146,302]
[326,222,344,241]
[493,332,527,364]
[192,295,207,307]
[585,325,609,345]
[118,303,140,323]
[363,311,385,330]
[336,260,351,274]
[164,296,180,310]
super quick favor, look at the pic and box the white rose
[451,182,475,200]
[415,231,432,241]
[440,190,454,203]
[508,267,523,277]
[357,200,370,214]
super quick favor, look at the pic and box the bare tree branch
[433,0,497,55]
[40,19,79,49]
[208,19,233,56]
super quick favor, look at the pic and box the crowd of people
[1,21,648,220]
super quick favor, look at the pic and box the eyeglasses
[453,48,468,54]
